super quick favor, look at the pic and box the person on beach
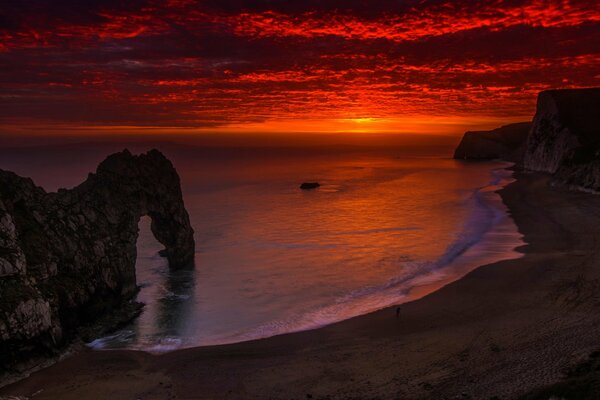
[396,307,401,318]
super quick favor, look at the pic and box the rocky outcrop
[453,122,531,162]
[300,182,320,190]
[523,88,600,191]
[453,88,600,192]
[0,149,194,369]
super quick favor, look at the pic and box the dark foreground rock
[300,182,320,190]
[0,149,194,370]
[453,122,531,162]
[524,88,600,191]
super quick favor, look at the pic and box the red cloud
[223,0,598,41]
[0,0,598,132]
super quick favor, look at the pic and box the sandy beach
[2,171,600,399]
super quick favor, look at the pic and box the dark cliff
[524,88,600,191]
[454,88,600,192]
[0,149,194,368]
[453,122,531,162]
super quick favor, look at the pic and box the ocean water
[0,141,523,351]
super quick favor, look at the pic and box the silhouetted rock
[300,182,320,190]
[523,88,600,191]
[0,149,194,369]
[453,122,531,163]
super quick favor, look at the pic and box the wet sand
[2,172,600,399]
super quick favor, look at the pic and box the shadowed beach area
[2,171,600,399]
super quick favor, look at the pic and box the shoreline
[3,170,600,399]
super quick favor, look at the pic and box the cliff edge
[453,122,531,162]
[454,88,600,191]
[0,149,195,370]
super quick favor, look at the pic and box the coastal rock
[0,209,27,277]
[453,122,531,162]
[523,88,600,191]
[300,182,320,190]
[0,149,195,368]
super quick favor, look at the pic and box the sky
[0,0,598,136]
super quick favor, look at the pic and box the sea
[0,137,523,352]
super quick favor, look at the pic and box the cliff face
[453,122,531,162]
[523,88,600,191]
[0,149,194,368]
[453,88,600,191]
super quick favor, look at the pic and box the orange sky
[0,0,598,136]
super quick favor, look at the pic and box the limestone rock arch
[0,149,195,367]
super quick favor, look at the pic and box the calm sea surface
[0,142,523,351]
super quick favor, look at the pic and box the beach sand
[2,172,600,399]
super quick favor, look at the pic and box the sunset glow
[0,0,598,135]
